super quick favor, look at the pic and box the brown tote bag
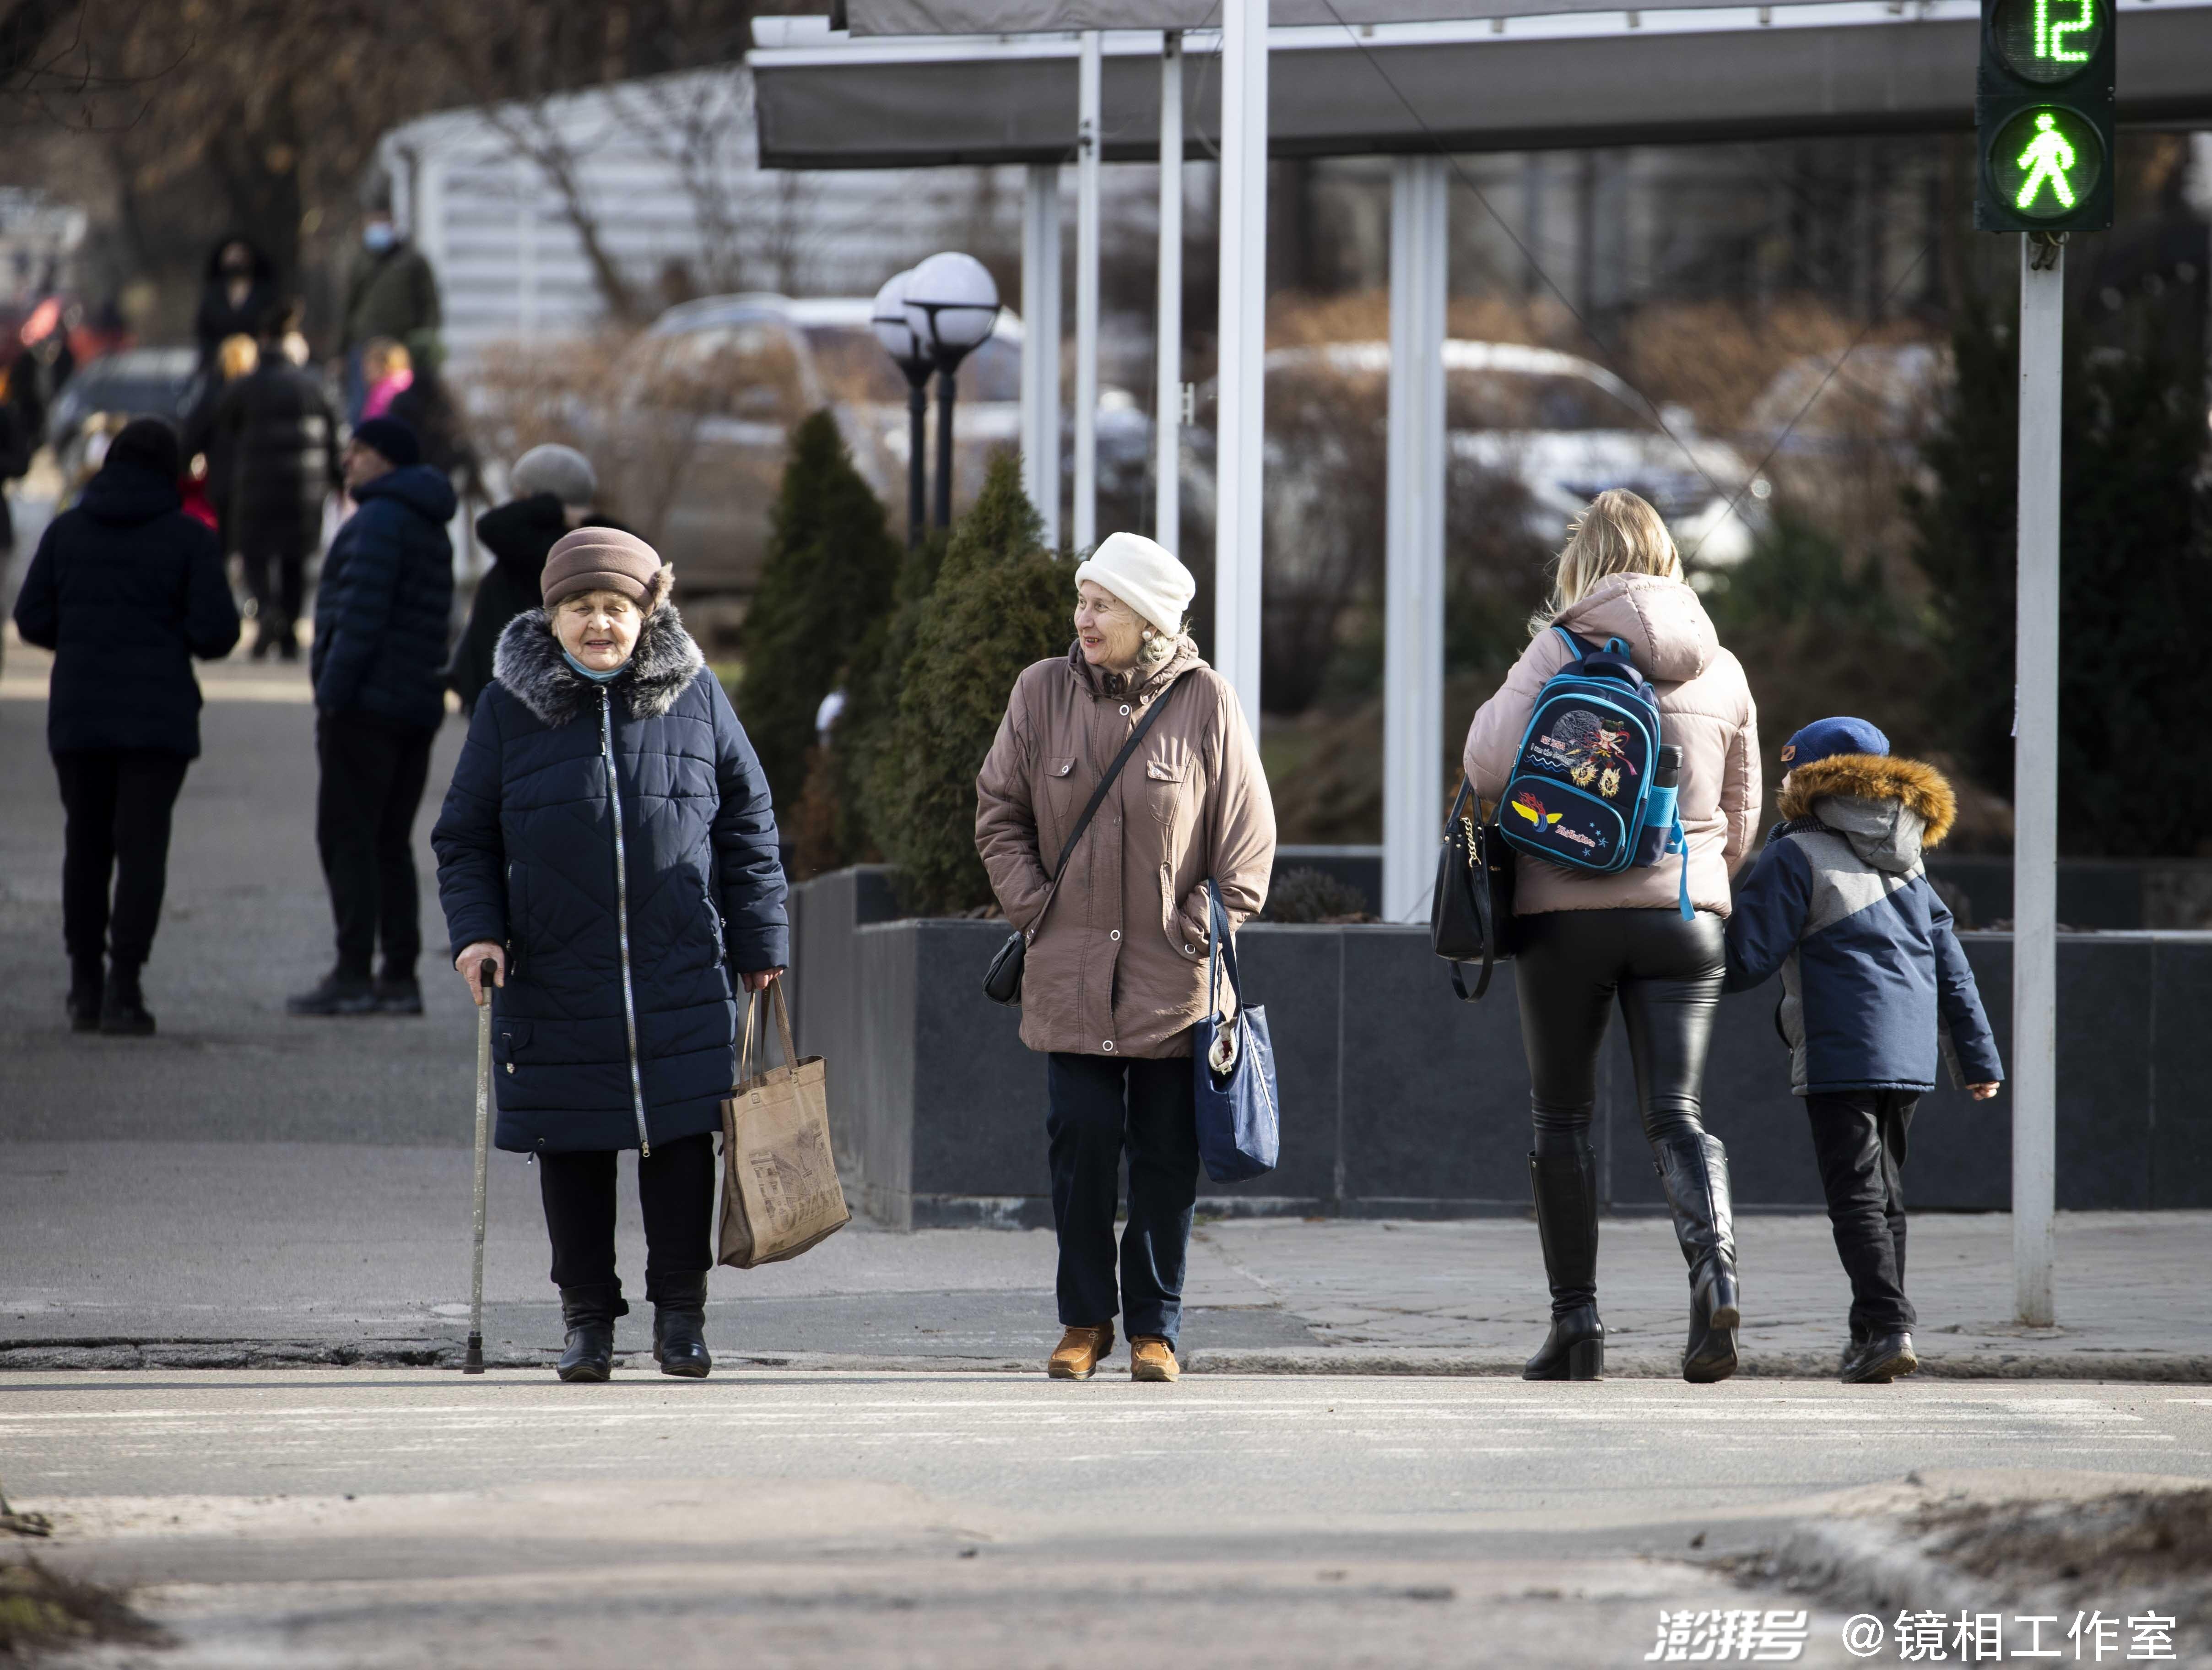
[716,977,849,1269]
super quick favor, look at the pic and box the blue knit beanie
[1780,716,1890,770]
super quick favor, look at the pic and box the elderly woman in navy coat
[433,527,787,1383]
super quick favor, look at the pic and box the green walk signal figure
[2016,112,2077,212]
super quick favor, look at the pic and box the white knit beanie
[1073,531,1196,638]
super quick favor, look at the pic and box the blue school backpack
[1496,627,1691,917]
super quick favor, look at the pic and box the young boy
[1723,717,2003,1385]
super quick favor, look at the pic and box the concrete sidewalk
[2,1140,2204,1378]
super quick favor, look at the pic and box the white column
[1383,155,1449,924]
[1213,0,1269,727]
[1073,29,1103,553]
[2013,234,2062,1328]
[1154,31,1184,554]
[1021,163,1063,552]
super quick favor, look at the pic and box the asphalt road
[11,1371,2210,1668]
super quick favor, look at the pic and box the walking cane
[465,958,495,1375]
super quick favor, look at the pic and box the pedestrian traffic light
[1976,0,2115,233]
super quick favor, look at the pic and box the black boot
[97,965,156,1036]
[287,970,379,1016]
[67,956,105,1033]
[557,1283,626,1383]
[651,1272,712,1379]
[1656,1132,1741,1384]
[1524,1146,1605,1380]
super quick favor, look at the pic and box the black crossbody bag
[983,669,1195,1006]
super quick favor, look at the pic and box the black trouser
[1804,1090,1918,1335]
[537,1132,718,1301]
[314,712,435,981]
[240,538,308,648]
[1047,1052,1201,1344]
[52,749,191,971]
[1514,908,1726,1156]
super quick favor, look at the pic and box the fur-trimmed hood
[1779,752,1956,873]
[492,587,703,729]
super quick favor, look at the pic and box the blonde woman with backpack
[1462,490,1760,1384]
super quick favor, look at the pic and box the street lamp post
[902,251,1001,530]
[870,269,931,551]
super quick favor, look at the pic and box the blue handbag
[1192,878,1280,1184]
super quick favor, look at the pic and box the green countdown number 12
[2034,0,2092,64]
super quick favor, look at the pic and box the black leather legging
[1513,909,1726,1159]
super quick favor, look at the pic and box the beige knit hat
[541,527,663,609]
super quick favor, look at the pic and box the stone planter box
[786,869,2212,1228]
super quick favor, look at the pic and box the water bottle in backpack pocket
[1497,629,1691,917]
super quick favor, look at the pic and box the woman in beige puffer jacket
[1462,489,1759,1387]
[976,532,1276,1386]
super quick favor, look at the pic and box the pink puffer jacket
[1461,573,1760,917]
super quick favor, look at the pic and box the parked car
[1186,339,1764,575]
[44,347,207,490]
[1742,343,1950,464]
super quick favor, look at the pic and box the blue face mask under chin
[362,223,396,253]
[562,649,627,684]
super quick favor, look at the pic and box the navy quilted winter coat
[431,603,788,1154]
[311,463,456,731]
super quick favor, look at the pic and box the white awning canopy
[757,2,2212,170]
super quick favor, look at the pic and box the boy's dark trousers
[1804,1089,1918,1336]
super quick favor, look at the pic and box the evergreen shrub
[871,453,1070,914]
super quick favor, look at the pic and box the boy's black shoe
[97,967,156,1036]
[373,975,424,1015]
[67,957,105,1033]
[287,972,379,1016]
[1841,1330,1918,1384]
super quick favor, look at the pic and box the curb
[2,1338,2208,1380]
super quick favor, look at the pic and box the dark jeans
[241,539,307,649]
[537,1132,717,1302]
[1805,1090,1918,1335]
[314,712,435,981]
[1513,908,1727,1158]
[53,749,191,971]
[1047,1052,1201,1344]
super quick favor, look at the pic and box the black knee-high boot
[1524,1144,1605,1381]
[1655,1132,1740,1383]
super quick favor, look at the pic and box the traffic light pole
[2012,231,2062,1328]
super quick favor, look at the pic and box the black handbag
[983,668,1195,1006]
[1429,778,1517,1001]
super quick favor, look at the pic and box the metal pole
[1074,28,1103,553]
[1214,0,1270,727]
[934,367,957,530]
[1021,164,1063,551]
[2012,233,2061,1328]
[1383,155,1448,924]
[905,377,928,549]
[1155,31,1184,554]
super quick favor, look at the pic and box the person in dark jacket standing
[340,210,440,423]
[11,418,241,1034]
[193,239,278,377]
[289,417,454,1018]
[1724,717,2002,1385]
[433,527,788,1383]
[206,315,341,659]
[448,445,610,714]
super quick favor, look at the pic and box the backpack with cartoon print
[1496,627,1690,914]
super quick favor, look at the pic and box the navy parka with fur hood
[1723,753,2002,1096]
[431,590,788,1154]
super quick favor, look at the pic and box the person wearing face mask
[432,527,789,1382]
[974,532,1277,1384]
[340,208,441,424]
[288,417,455,1018]
[194,238,276,378]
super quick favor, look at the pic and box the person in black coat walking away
[288,416,454,1019]
[11,418,241,1034]
[194,239,278,378]
[204,312,341,659]
[433,527,788,1383]
[448,445,613,715]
